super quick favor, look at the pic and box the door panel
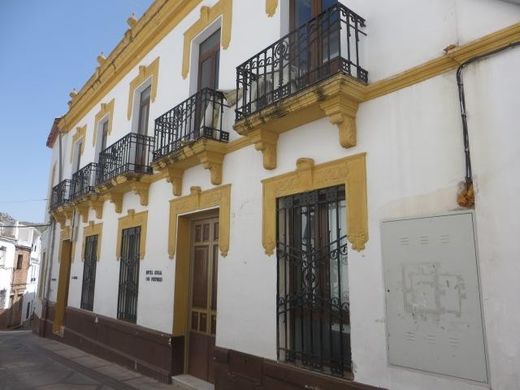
[188,217,219,383]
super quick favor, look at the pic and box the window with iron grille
[80,235,98,311]
[117,226,140,323]
[277,185,351,377]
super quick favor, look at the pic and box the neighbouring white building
[1,216,42,328]
[35,1,520,389]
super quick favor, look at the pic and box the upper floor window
[0,246,6,268]
[72,139,83,174]
[290,0,337,29]
[137,85,151,135]
[17,254,23,269]
[198,29,221,91]
[100,120,109,153]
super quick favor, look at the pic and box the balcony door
[198,29,220,91]
[135,86,151,171]
[290,0,339,85]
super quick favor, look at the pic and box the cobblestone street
[0,331,174,390]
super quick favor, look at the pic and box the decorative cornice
[182,0,233,79]
[82,222,102,262]
[266,0,278,17]
[116,209,148,260]
[127,57,160,120]
[262,154,368,255]
[56,0,202,133]
[169,185,231,258]
[93,99,115,146]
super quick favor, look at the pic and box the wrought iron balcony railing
[50,180,71,210]
[153,88,229,161]
[97,133,154,185]
[236,3,367,120]
[70,163,99,201]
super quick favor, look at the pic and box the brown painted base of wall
[33,303,180,384]
[214,347,385,390]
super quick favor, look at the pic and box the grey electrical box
[381,212,488,383]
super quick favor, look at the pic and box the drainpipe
[455,41,520,208]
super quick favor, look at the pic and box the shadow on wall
[0,291,36,330]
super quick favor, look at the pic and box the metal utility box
[381,212,488,383]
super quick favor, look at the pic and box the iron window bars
[97,133,154,186]
[80,234,98,311]
[277,185,351,377]
[70,163,99,201]
[236,3,367,120]
[153,88,229,162]
[50,180,71,210]
[117,226,140,323]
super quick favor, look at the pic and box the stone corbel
[130,182,150,206]
[320,96,359,149]
[251,129,279,170]
[89,199,104,219]
[76,204,90,223]
[107,192,124,214]
[167,166,184,196]
[52,211,67,226]
[198,151,225,185]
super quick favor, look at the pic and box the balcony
[98,133,154,186]
[50,180,71,210]
[153,88,230,195]
[234,4,367,169]
[96,133,154,212]
[70,163,99,201]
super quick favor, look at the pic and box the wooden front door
[188,217,219,383]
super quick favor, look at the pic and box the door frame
[53,239,72,334]
[172,209,219,377]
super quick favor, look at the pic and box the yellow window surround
[262,154,368,256]
[58,225,76,264]
[182,0,233,79]
[70,125,86,164]
[82,222,103,262]
[169,184,231,259]
[127,57,160,120]
[116,209,148,261]
[93,99,115,146]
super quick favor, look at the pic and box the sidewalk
[0,330,176,389]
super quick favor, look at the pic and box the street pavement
[0,330,175,390]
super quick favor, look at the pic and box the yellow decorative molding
[58,0,202,133]
[266,0,278,17]
[88,198,104,219]
[59,225,76,264]
[82,222,102,262]
[153,139,227,195]
[75,204,90,223]
[169,185,231,258]
[93,99,115,146]
[262,154,368,255]
[116,209,148,260]
[182,0,233,79]
[70,125,87,163]
[52,207,73,226]
[127,57,160,120]
[235,73,364,169]
[129,182,150,206]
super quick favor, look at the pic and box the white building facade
[35,1,520,389]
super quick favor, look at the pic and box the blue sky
[0,0,153,223]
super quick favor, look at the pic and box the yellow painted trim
[182,0,233,79]
[53,238,72,334]
[169,185,231,258]
[59,0,202,132]
[262,154,368,255]
[93,99,115,146]
[365,22,520,100]
[116,209,148,260]
[127,57,160,120]
[82,222,103,262]
[266,0,278,17]
[70,125,86,164]
[172,216,190,336]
